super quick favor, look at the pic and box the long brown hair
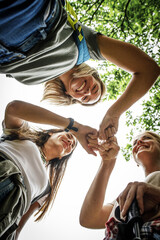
[2,127,76,221]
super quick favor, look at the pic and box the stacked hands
[87,134,119,162]
[76,122,160,222]
[74,109,119,156]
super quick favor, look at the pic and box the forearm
[5,100,70,129]
[80,160,115,228]
[98,35,160,116]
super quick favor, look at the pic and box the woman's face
[132,132,160,164]
[65,75,101,104]
[45,132,77,160]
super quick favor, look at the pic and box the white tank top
[0,122,48,208]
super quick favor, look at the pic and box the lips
[62,139,69,149]
[136,144,149,153]
[70,78,87,93]
[76,81,86,92]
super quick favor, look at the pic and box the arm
[4,100,97,155]
[79,136,120,229]
[15,202,40,240]
[117,181,160,222]
[97,35,160,139]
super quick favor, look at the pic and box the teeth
[77,81,85,91]
[138,146,147,151]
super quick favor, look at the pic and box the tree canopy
[70,0,160,160]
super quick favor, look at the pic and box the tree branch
[120,0,132,32]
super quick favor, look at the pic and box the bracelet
[64,118,78,132]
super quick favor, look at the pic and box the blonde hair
[133,131,160,145]
[42,63,106,106]
[144,131,160,144]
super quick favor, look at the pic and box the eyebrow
[133,139,137,145]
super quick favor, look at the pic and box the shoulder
[145,171,160,186]
[81,24,105,61]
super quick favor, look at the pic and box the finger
[105,127,112,139]
[117,189,129,212]
[105,127,116,140]
[99,125,106,140]
[121,184,137,217]
[87,137,98,145]
[88,143,99,149]
[110,127,117,136]
[98,145,106,152]
[87,147,97,156]
[136,185,145,214]
[117,182,134,212]
[87,133,98,139]
[90,129,98,136]
[100,142,111,151]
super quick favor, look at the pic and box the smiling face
[132,132,160,165]
[44,132,77,161]
[65,75,101,104]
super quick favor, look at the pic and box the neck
[41,145,59,162]
[144,161,160,177]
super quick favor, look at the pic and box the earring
[137,164,139,167]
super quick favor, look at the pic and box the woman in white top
[0,100,97,240]
[80,131,160,239]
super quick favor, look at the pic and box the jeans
[0,177,15,203]
[0,0,60,64]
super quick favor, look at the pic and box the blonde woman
[80,132,160,239]
[0,100,97,239]
[0,1,159,139]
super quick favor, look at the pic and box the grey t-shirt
[0,0,105,85]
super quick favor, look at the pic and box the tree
[70,0,160,160]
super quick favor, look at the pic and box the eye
[82,96,88,102]
[133,140,137,146]
[92,84,98,94]
[67,134,71,139]
[142,136,152,140]
[92,85,96,91]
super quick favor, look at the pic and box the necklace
[39,147,47,164]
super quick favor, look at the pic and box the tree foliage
[70,0,160,160]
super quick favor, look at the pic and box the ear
[48,132,53,136]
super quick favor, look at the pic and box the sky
[0,71,145,240]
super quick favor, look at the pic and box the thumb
[85,145,97,156]
[99,125,106,140]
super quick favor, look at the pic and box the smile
[137,145,149,152]
[76,81,86,92]
[62,139,68,149]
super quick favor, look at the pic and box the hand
[98,137,120,162]
[117,181,160,221]
[87,135,120,162]
[72,122,98,156]
[99,109,119,140]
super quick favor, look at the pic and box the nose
[67,135,74,146]
[137,139,143,145]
